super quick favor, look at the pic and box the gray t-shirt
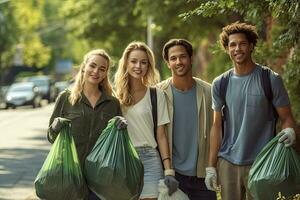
[212,65,290,165]
[172,84,199,176]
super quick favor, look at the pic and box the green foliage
[283,48,300,122]
[0,1,19,71]
[0,0,53,74]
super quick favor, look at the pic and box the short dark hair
[220,21,258,50]
[162,39,193,61]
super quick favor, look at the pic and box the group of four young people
[47,21,296,200]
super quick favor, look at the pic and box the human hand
[164,175,179,196]
[51,117,70,133]
[115,116,128,130]
[278,127,296,147]
[51,118,63,133]
[205,167,218,191]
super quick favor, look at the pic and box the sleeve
[156,88,170,126]
[211,76,224,112]
[270,71,290,107]
[47,91,67,143]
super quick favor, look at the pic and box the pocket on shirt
[246,93,266,107]
[65,111,82,119]
[101,112,114,121]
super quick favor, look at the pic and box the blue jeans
[136,146,163,198]
[175,172,216,200]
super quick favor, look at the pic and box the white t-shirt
[124,87,170,148]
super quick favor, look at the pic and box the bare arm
[276,105,296,131]
[208,111,223,167]
[157,124,172,170]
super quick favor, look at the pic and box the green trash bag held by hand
[35,118,86,200]
[248,134,300,200]
[85,117,144,200]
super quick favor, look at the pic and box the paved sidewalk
[0,104,53,200]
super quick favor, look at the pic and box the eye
[169,57,176,61]
[100,67,106,72]
[181,55,187,59]
[141,61,148,65]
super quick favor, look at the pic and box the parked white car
[5,82,43,109]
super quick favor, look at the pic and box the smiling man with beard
[205,22,296,200]
[157,39,216,200]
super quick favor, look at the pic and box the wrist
[164,169,175,176]
[282,127,295,135]
[206,167,216,173]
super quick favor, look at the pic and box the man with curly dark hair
[205,21,296,200]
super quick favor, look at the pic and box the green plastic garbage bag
[35,118,86,200]
[84,118,144,200]
[248,134,300,200]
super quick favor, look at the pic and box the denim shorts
[136,146,163,198]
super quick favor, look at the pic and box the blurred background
[0,0,299,199]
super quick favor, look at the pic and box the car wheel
[33,98,39,108]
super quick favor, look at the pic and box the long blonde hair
[114,41,160,107]
[69,49,112,105]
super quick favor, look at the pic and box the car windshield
[29,79,48,86]
[9,85,32,92]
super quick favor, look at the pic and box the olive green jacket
[157,77,213,178]
[48,89,122,166]
[47,89,121,199]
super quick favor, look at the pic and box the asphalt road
[0,104,53,200]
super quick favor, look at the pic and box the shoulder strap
[220,69,234,103]
[220,69,233,136]
[150,87,158,142]
[261,66,278,135]
[261,66,273,103]
[261,66,278,119]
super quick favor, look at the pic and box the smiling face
[83,54,108,86]
[167,45,192,77]
[127,49,149,80]
[227,33,253,66]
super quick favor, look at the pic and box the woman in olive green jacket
[47,49,126,200]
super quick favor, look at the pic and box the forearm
[208,124,222,167]
[157,125,172,170]
[47,95,64,143]
[277,106,296,131]
[281,116,296,130]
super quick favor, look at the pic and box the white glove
[278,128,296,147]
[205,167,217,191]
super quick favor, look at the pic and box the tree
[0,1,19,82]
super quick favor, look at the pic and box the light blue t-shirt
[212,65,290,165]
[172,84,199,176]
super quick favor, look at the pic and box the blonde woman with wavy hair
[47,49,127,200]
[69,49,113,105]
[114,41,178,200]
[115,41,160,107]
